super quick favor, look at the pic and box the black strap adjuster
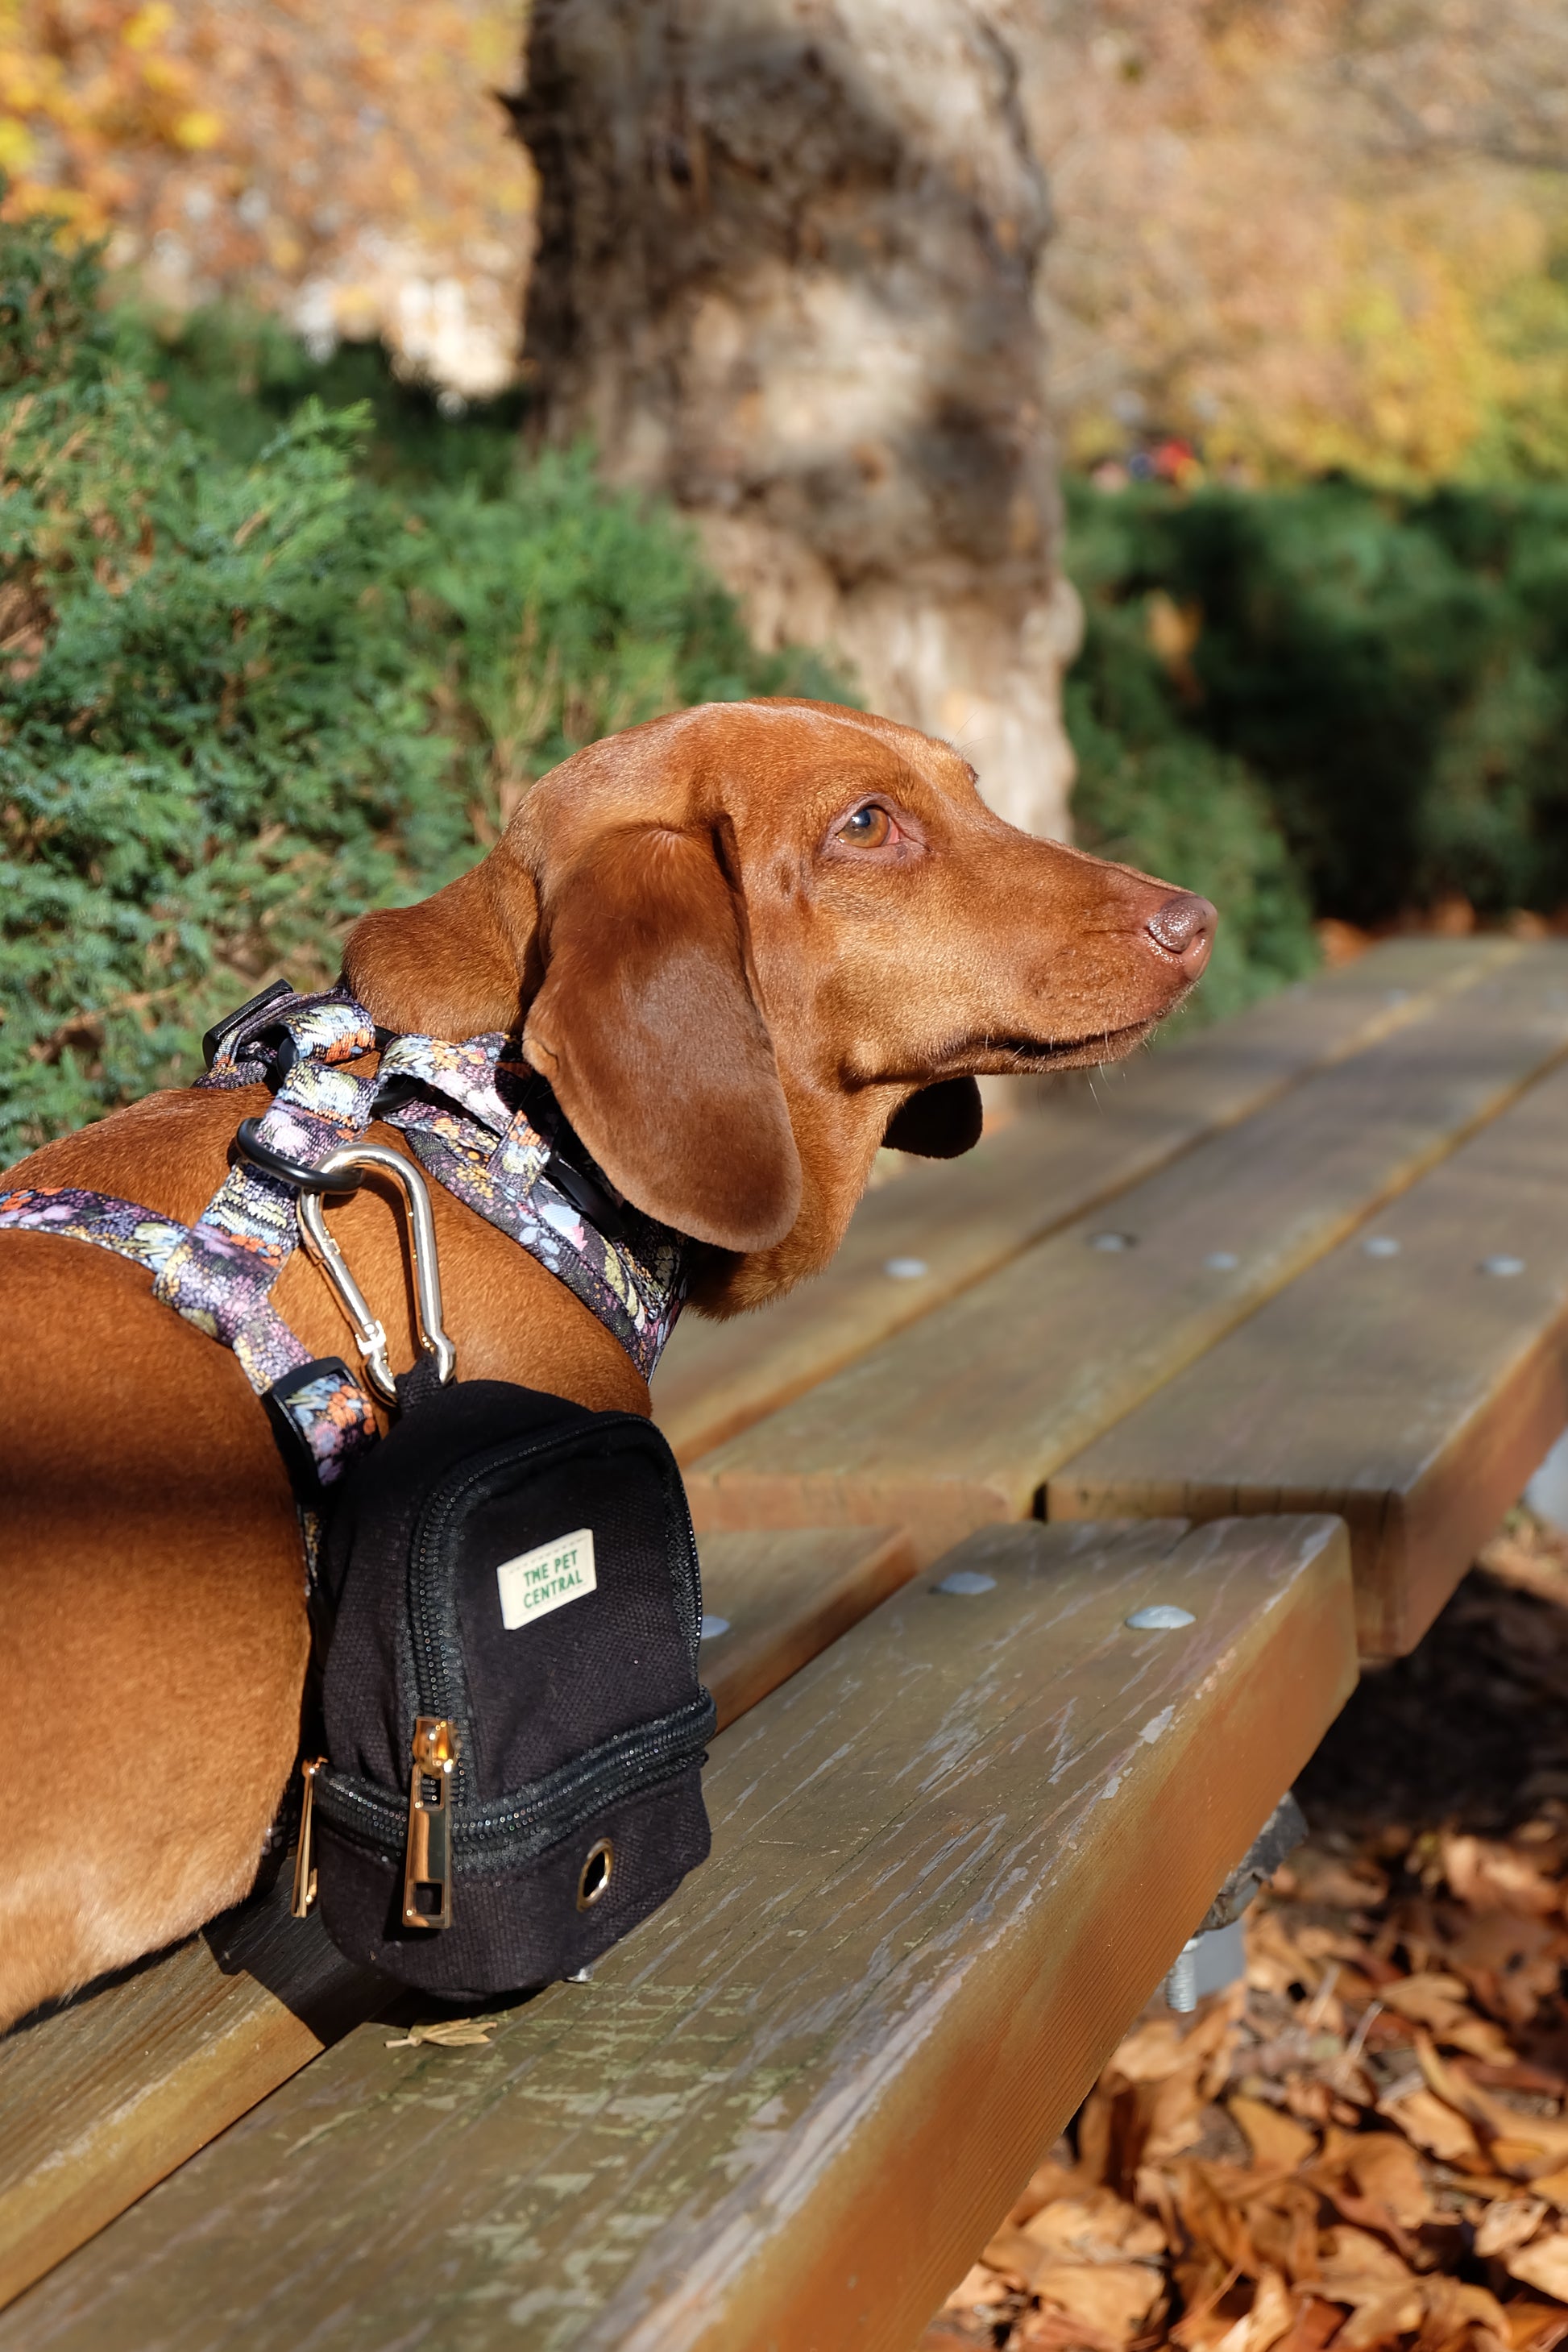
[201,977,296,1072]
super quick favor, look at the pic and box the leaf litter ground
[922,1512,1568,2352]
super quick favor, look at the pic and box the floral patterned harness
[0,982,687,1501]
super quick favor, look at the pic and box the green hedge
[1066,478,1568,936]
[1064,505,1321,1024]
[0,212,839,1162]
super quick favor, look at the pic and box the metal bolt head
[935,1570,997,1596]
[1126,1603,1197,1631]
[1479,1254,1526,1278]
[1362,1235,1401,1259]
[884,1256,929,1280]
[1089,1230,1137,1253]
[1205,1251,1240,1271]
[699,1614,731,1641]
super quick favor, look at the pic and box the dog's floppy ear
[523,826,803,1253]
[342,857,533,1039]
[882,1076,984,1159]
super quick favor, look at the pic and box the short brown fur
[0,699,1210,2028]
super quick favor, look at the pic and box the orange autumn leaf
[1229,2096,1319,2172]
[1031,2258,1166,2345]
[1508,2232,1568,2304]
[1378,2083,1485,2165]
[1479,2200,1551,2259]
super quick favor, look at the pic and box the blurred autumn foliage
[4,3,1568,485]
[1028,0,1568,487]
[0,0,532,393]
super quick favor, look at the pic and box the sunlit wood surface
[2,1516,1354,2352]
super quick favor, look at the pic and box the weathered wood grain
[698,1525,915,1728]
[652,937,1512,1462]
[3,1515,1355,2352]
[1051,1054,1568,1659]
[687,945,1568,1562]
[0,1882,377,2313]
[0,1525,911,2310]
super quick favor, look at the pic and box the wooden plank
[3,1515,1355,2352]
[0,1882,376,2314]
[686,944,1568,1563]
[1050,1054,1568,1659]
[0,1524,911,2311]
[653,938,1512,1462]
[698,1526,916,1729]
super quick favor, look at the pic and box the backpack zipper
[403,1716,458,1929]
[313,1691,714,1879]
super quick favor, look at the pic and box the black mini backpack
[299,1377,716,1998]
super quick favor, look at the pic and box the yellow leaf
[172,109,222,151]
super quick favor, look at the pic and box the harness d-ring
[236,1123,458,1404]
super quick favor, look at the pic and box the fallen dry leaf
[1444,1836,1561,1919]
[1209,2266,1296,2352]
[1229,2096,1319,2171]
[1379,2081,1485,2163]
[1334,2287,1425,2350]
[1369,1975,1517,2067]
[1329,2129,1435,2230]
[384,2018,498,2049]
[1317,2222,1417,2293]
[1416,2034,1568,2176]
[940,2260,1012,2314]
[1031,2256,1165,2343]
[1276,1850,1390,1910]
[1501,2302,1568,2352]
[1479,2199,1550,2259]
[1509,2230,1568,2303]
[1018,2189,1166,2263]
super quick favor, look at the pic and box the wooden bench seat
[11,938,1562,2337]
[0,1524,914,2312]
[1052,1052,1568,1657]
[2,1515,1354,2352]
[652,935,1509,1462]
[683,943,1568,1566]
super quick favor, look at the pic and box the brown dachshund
[0,699,1212,2031]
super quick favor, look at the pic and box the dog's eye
[836,803,894,849]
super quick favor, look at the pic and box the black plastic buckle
[201,977,296,1072]
[545,1148,628,1242]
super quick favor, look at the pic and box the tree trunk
[512,0,1081,838]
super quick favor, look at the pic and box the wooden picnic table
[8,934,1568,2350]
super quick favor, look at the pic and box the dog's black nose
[1146,892,1216,975]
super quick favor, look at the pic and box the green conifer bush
[0,208,836,1160]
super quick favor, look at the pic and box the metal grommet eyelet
[576,1838,615,1911]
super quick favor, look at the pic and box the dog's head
[345,699,1213,1310]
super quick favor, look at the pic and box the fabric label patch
[496,1528,596,1630]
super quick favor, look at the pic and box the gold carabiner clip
[297,1144,458,1404]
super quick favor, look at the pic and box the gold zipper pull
[292,1757,326,1919]
[402,1717,458,1931]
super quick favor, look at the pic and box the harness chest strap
[0,983,690,1500]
